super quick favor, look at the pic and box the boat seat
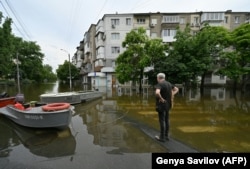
[0,92,9,98]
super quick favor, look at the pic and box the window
[126,18,131,25]
[218,91,224,99]
[194,17,199,24]
[112,61,116,67]
[162,16,179,23]
[111,19,120,25]
[151,32,157,38]
[180,17,186,24]
[137,18,145,24]
[111,47,120,54]
[224,16,228,23]
[111,33,120,40]
[201,12,224,22]
[235,16,240,23]
[151,19,157,25]
[162,29,176,37]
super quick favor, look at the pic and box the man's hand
[159,98,166,103]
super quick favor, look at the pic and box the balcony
[162,36,176,43]
[94,60,104,72]
[201,12,224,23]
[96,53,105,59]
[162,16,179,23]
[96,20,104,34]
[84,44,90,54]
[96,39,104,48]
[80,63,92,75]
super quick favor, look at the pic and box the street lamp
[60,49,72,91]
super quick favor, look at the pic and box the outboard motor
[0,92,9,98]
[15,93,25,104]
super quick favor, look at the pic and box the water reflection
[75,99,167,154]
[173,87,250,152]
[0,116,76,158]
[186,87,250,113]
[1,82,250,153]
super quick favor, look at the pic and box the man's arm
[156,89,166,103]
[172,86,179,95]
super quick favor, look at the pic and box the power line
[0,0,27,39]
[4,0,32,40]
[95,0,108,21]
[130,0,154,12]
[65,0,84,45]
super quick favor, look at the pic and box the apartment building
[87,14,134,90]
[73,10,249,89]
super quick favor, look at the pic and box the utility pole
[16,52,21,93]
[61,49,72,91]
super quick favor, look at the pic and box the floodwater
[0,82,250,168]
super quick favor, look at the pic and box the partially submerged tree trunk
[200,73,206,97]
[233,79,238,97]
[139,68,143,94]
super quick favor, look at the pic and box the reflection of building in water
[83,100,128,147]
[189,88,201,101]
[188,88,225,101]
[187,87,250,111]
[205,88,226,101]
[81,99,166,153]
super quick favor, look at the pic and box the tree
[56,60,80,82]
[0,11,55,83]
[192,25,229,95]
[116,27,169,91]
[16,39,45,82]
[144,38,169,85]
[42,64,57,82]
[218,23,250,94]
[0,15,14,78]
[164,25,197,85]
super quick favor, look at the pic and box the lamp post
[60,49,72,91]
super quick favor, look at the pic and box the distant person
[155,73,179,142]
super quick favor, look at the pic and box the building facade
[72,10,250,89]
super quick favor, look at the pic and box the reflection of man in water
[155,73,179,142]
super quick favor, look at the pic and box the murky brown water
[0,82,250,168]
[115,87,250,152]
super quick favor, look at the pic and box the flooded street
[0,82,250,168]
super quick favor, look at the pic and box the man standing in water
[155,73,179,142]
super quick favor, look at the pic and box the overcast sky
[0,0,249,72]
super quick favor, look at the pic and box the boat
[0,102,74,129]
[0,92,24,108]
[40,90,103,105]
[0,96,16,108]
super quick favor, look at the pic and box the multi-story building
[73,10,249,89]
[88,14,134,91]
[74,24,96,89]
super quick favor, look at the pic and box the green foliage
[56,60,80,82]
[0,16,14,77]
[116,27,168,87]
[0,12,56,83]
[116,27,149,84]
[218,23,250,83]
[42,64,57,82]
[165,24,230,86]
[164,25,196,84]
